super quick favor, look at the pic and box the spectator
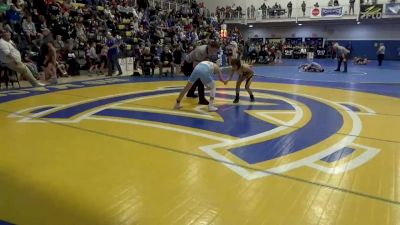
[260,3,267,19]
[159,45,174,76]
[334,0,340,6]
[22,52,40,79]
[87,42,99,74]
[54,35,65,51]
[106,32,122,76]
[34,28,54,49]
[301,1,306,16]
[328,0,334,6]
[377,43,385,66]
[22,16,37,42]
[0,29,44,86]
[140,46,155,76]
[237,5,242,19]
[99,44,108,75]
[6,1,22,30]
[349,0,355,14]
[251,5,255,19]
[287,1,293,18]
[173,44,183,74]
[314,2,320,7]
[247,6,250,19]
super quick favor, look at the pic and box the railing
[221,3,400,22]
[150,0,190,11]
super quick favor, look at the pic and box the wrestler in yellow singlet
[226,58,255,103]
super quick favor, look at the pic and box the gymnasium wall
[237,23,400,59]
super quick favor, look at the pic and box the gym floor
[0,59,399,225]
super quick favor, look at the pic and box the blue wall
[332,40,400,60]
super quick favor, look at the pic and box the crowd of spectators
[0,0,228,86]
[241,41,283,64]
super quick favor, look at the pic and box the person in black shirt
[258,47,268,64]
[349,0,355,15]
[159,46,174,76]
[287,1,293,18]
[140,47,155,76]
[260,3,267,19]
[173,44,183,74]
[301,1,306,16]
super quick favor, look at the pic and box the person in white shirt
[333,43,350,73]
[377,43,385,66]
[0,29,44,86]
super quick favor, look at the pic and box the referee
[182,40,220,105]
[333,43,350,73]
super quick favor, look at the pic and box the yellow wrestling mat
[0,78,399,225]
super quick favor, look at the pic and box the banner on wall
[285,38,303,45]
[266,38,283,44]
[360,4,383,19]
[321,6,343,17]
[386,3,400,15]
[311,6,343,18]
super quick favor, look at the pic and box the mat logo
[9,86,379,180]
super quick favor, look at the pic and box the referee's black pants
[182,61,207,103]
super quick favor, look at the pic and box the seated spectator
[249,48,258,64]
[54,35,65,50]
[140,46,155,76]
[22,51,40,79]
[258,47,269,64]
[22,16,37,43]
[159,45,174,76]
[33,28,54,50]
[299,62,325,72]
[0,29,44,86]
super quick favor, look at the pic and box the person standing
[182,41,220,105]
[349,0,355,15]
[333,43,350,73]
[377,43,385,66]
[106,32,122,77]
[287,1,293,18]
[301,1,306,16]
[261,3,267,19]
[251,5,255,19]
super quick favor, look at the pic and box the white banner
[321,6,343,17]
[311,6,343,18]
[118,57,134,75]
